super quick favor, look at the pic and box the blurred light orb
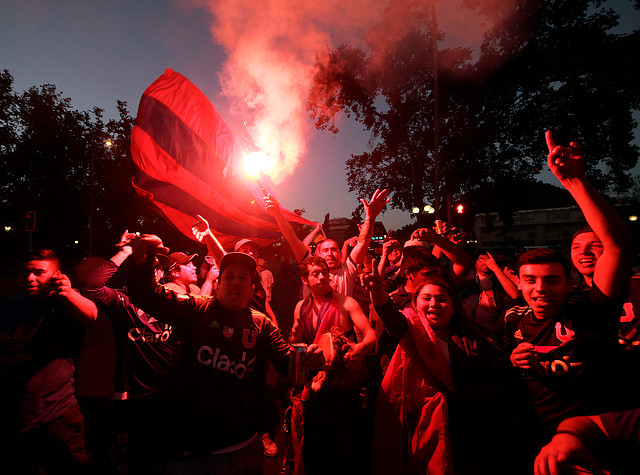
[243,151,274,178]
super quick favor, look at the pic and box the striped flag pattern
[130,69,314,249]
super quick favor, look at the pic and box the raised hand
[117,230,137,255]
[411,227,437,242]
[361,188,390,219]
[263,193,281,217]
[484,252,500,273]
[545,130,585,182]
[51,273,73,299]
[191,215,211,242]
[126,234,170,265]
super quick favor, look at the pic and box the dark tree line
[0,70,189,272]
[307,0,640,227]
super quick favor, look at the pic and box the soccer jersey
[127,263,290,454]
[84,259,176,399]
[504,284,620,429]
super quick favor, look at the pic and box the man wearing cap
[125,235,325,473]
[83,232,179,472]
[191,223,278,325]
[163,251,217,297]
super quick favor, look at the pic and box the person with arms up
[125,234,324,474]
[504,132,633,436]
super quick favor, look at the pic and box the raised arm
[411,227,473,288]
[192,215,226,264]
[546,131,633,299]
[198,262,219,297]
[342,236,358,264]
[361,259,408,340]
[302,222,323,248]
[83,231,136,307]
[263,193,310,264]
[350,189,390,265]
[485,252,520,299]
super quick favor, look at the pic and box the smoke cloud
[189,0,521,182]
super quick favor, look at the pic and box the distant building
[474,206,586,248]
[324,218,387,248]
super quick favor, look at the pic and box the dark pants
[302,390,366,475]
[161,436,263,475]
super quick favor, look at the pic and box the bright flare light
[243,151,275,178]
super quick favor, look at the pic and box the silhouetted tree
[307,0,640,225]
[0,70,188,269]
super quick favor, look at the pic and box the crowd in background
[2,132,640,475]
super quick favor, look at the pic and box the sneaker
[261,433,279,457]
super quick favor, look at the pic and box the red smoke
[188,0,522,181]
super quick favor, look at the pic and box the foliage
[0,70,186,270]
[306,0,640,224]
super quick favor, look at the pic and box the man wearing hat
[125,235,325,473]
[191,222,278,326]
[163,251,217,297]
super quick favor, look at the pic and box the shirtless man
[290,255,376,475]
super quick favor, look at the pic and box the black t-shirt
[0,295,84,432]
[504,285,620,430]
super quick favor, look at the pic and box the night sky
[1,0,638,231]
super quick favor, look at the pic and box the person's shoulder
[249,307,278,328]
[249,307,268,319]
[504,305,530,323]
[162,282,184,294]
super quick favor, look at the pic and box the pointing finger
[545,130,556,153]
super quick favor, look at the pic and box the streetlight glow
[412,207,420,214]
[630,215,638,222]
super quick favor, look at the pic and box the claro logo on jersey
[196,346,257,379]
[128,325,172,343]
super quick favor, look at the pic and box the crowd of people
[2,131,640,475]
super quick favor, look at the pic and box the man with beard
[290,256,376,475]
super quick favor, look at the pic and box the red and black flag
[130,68,313,249]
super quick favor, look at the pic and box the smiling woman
[367,276,527,474]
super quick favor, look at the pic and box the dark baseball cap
[166,252,198,272]
[220,252,256,276]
